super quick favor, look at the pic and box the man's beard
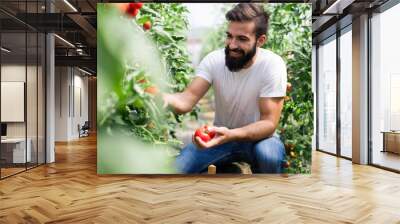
[225,44,257,72]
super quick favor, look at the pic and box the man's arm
[194,97,284,149]
[231,97,284,141]
[163,77,211,114]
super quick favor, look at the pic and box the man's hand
[159,77,211,114]
[162,93,171,109]
[193,126,235,149]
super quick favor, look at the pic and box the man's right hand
[161,77,211,114]
[162,93,170,109]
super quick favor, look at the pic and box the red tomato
[132,2,143,10]
[205,126,216,139]
[195,129,211,142]
[286,82,292,92]
[208,130,216,139]
[283,160,290,168]
[126,4,139,17]
[194,125,215,142]
[144,86,158,95]
[143,21,151,30]
[137,79,147,84]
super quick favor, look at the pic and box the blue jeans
[175,136,286,174]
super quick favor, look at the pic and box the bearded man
[163,3,287,173]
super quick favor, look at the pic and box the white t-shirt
[196,48,287,129]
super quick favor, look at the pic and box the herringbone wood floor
[1,134,400,224]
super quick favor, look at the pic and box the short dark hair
[225,3,269,39]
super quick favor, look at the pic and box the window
[0,1,46,179]
[339,27,352,158]
[371,3,400,171]
[318,36,337,154]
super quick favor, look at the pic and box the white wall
[55,67,89,141]
[1,65,26,140]
[55,66,69,141]
[1,65,39,137]
[71,72,89,138]
[1,64,46,164]
[1,65,25,132]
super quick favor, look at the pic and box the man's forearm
[230,120,277,142]
[163,77,210,115]
[164,93,193,114]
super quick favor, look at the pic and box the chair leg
[207,164,216,174]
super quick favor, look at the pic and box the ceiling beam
[322,0,356,15]
[55,55,96,69]
[67,13,97,46]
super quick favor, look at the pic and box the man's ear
[256,34,267,47]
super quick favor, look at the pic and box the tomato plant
[266,4,312,174]
[98,3,197,150]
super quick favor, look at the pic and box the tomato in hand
[194,125,216,143]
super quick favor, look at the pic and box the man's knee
[175,143,201,174]
[254,137,286,173]
[175,142,235,174]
